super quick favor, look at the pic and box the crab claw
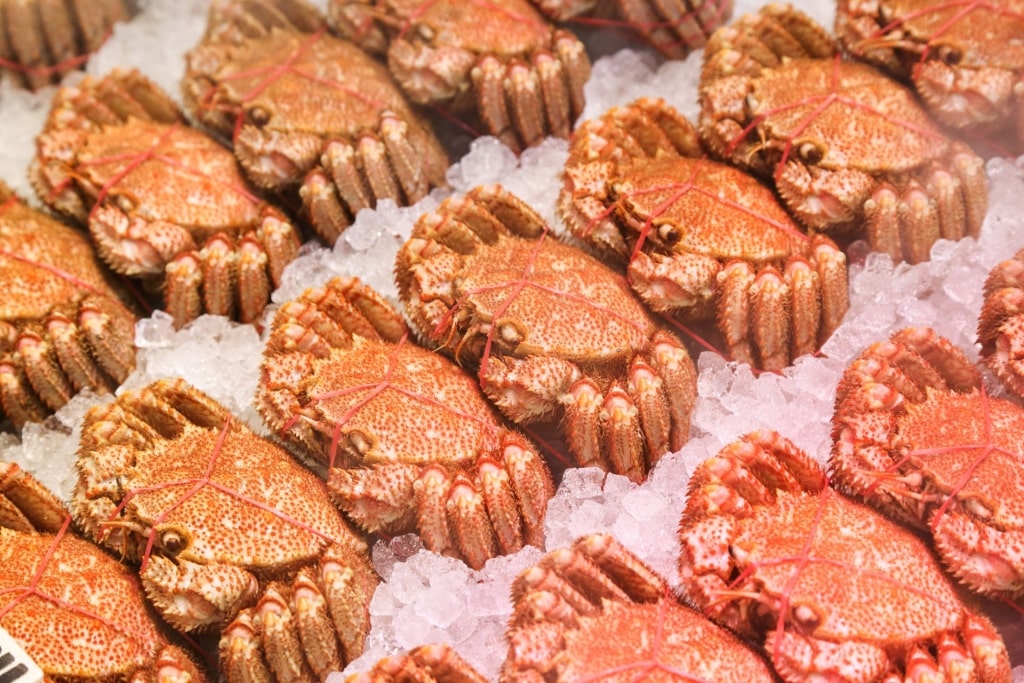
[141,555,259,631]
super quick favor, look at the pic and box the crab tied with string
[71,378,379,683]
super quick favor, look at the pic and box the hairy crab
[501,533,775,683]
[0,181,136,430]
[0,0,136,90]
[327,0,591,152]
[183,1,449,245]
[258,276,554,570]
[0,460,209,682]
[396,184,697,483]
[678,430,1013,682]
[30,68,301,328]
[349,643,488,683]
[836,0,1024,155]
[71,379,379,683]
[560,97,849,371]
[699,3,988,264]
[978,247,1024,399]
[831,326,1024,602]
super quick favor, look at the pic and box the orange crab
[978,247,1024,399]
[0,0,136,90]
[257,276,555,570]
[831,326,1024,602]
[699,4,988,264]
[836,0,1024,155]
[71,379,379,683]
[560,97,849,371]
[0,181,136,430]
[349,643,489,683]
[679,430,1013,682]
[182,1,449,245]
[501,533,776,683]
[0,461,209,682]
[30,68,301,328]
[396,184,697,483]
[327,0,591,152]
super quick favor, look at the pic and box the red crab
[560,96,849,371]
[0,0,136,90]
[257,276,555,569]
[395,184,697,482]
[501,533,776,683]
[836,0,1024,156]
[699,4,988,264]
[71,379,379,682]
[0,181,136,430]
[978,247,1024,399]
[679,430,1013,682]
[327,0,592,152]
[349,643,489,683]
[831,326,1024,603]
[0,461,210,681]
[183,1,450,245]
[30,68,302,328]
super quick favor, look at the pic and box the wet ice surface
[0,0,1021,679]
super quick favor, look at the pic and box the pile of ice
[0,0,1020,680]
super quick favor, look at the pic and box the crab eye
[160,529,187,556]
[247,106,271,127]
[795,141,824,165]
[657,223,681,245]
[935,44,962,65]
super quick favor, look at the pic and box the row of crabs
[5,0,1020,430]
[3,283,1024,681]
[1,0,1024,680]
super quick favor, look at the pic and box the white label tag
[0,626,42,683]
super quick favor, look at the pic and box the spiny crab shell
[396,184,697,483]
[835,0,1024,155]
[678,430,1012,682]
[0,181,136,430]
[257,276,555,570]
[348,643,489,683]
[71,378,379,683]
[560,96,849,371]
[699,3,988,264]
[30,68,302,328]
[978,247,1024,400]
[0,461,209,682]
[0,0,136,90]
[182,2,449,245]
[500,533,776,683]
[831,326,1024,602]
[327,0,591,152]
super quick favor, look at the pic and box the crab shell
[831,326,1024,602]
[328,0,591,153]
[836,0,1024,155]
[978,247,1024,399]
[349,643,489,683]
[258,276,555,570]
[182,16,449,245]
[30,68,301,329]
[0,0,136,90]
[71,379,379,683]
[699,3,988,265]
[396,184,697,483]
[560,96,850,372]
[0,181,136,430]
[679,430,1012,682]
[501,533,776,683]
[0,461,208,682]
